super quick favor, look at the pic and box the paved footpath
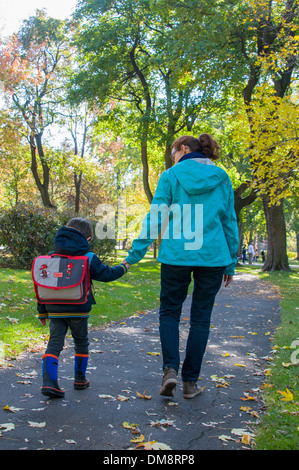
[0,271,280,455]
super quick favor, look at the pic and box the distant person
[36,218,128,398]
[261,250,265,262]
[242,245,246,263]
[248,242,254,264]
[124,134,239,399]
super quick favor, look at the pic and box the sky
[0,0,78,37]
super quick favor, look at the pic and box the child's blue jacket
[126,153,239,275]
[37,226,126,319]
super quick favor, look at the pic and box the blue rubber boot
[74,354,90,390]
[41,354,65,398]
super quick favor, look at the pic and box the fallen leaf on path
[117,395,130,402]
[28,421,46,428]
[136,440,172,450]
[149,419,175,428]
[65,439,77,444]
[130,434,145,443]
[0,423,15,432]
[218,435,235,443]
[210,375,230,387]
[3,405,24,413]
[241,434,253,445]
[240,394,257,401]
[122,421,140,431]
[240,406,252,412]
[231,428,254,438]
[136,390,151,400]
[146,352,160,356]
[234,363,246,367]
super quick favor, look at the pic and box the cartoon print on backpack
[40,264,48,279]
[66,262,73,278]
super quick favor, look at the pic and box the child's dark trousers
[45,318,89,357]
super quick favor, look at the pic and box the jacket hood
[171,157,228,195]
[52,226,90,255]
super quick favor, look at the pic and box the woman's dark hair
[66,217,93,239]
[172,133,220,160]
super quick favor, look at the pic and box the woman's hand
[223,274,233,288]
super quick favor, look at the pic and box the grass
[252,268,299,450]
[0,253,298,450]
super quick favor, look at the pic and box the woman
[123,134,239,399]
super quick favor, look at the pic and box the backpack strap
[85,252,95,265]
[85,252,96,303]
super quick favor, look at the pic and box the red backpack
[32,252,94,305]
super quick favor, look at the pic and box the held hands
[223,274,233,288]
[122,260,131,271]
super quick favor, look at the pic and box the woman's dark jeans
[159,264,225,382]
[45,318,89,357]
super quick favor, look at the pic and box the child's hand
[122,260,130,270]
[39,319,47,326]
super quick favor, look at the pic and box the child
[37,217,129,398]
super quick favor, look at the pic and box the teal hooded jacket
[126,152,239,275]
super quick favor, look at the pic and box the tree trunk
[30,134,55,208]
[74,172,82,213]
[262,197,291,271]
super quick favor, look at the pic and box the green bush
[0,205,117,268]
[0,204,61,268]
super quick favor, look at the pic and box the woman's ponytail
[198,133,220,160]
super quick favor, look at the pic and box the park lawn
[0,252,161,363]
[252,268,299,450]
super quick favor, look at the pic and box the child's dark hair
[172,133,220,160]
[66,218,93,240]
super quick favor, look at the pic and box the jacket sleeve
[90,254,127,282]
[125,172,172,265]
[37,302,48,320]
[221,180,239,275]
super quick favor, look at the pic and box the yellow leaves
[234,363,247,368]
[240,406,252,412]
[122,421,139,431]
[210,374,232,388]
[277,388,294,402]
[130,434,145,443]
[146,351,160,356]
